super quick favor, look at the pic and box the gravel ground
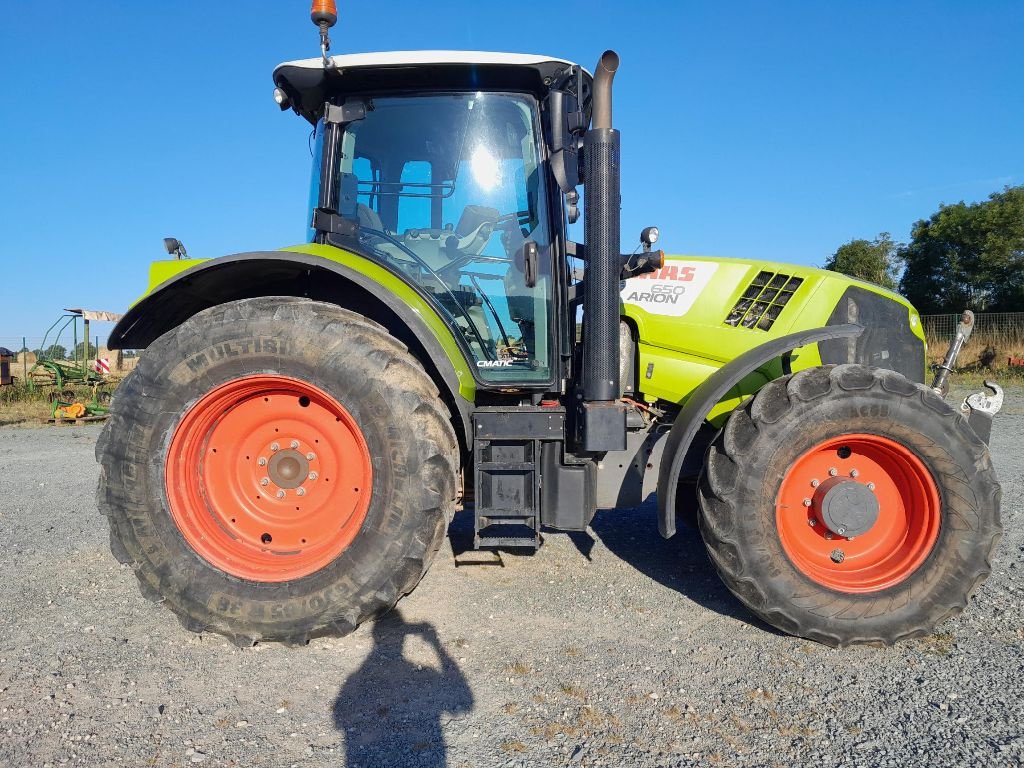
[0,400,1021,767]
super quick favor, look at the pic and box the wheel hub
[815,477,879,538]
[267,449,310,489]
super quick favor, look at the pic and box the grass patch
[926,331,1024,377]
[558,683,586,700]
[531,721,581,740]
[0,381,120,425]
[505,660,531,676]
[0,400,49,426]
[915,631,956,657]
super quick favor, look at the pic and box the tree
[898,186,1024,313]
[75,341,98,360]
[824,233,900,290]
[34,344,67,361]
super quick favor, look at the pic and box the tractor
[96,3,1002,648]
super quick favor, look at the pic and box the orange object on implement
[165,375,371,582]
[775,433,941,593]
[55,402,88,419]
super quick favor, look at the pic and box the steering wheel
[434,209,532,275]
[359,226,495,358]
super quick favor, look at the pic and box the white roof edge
[275,50,588,75]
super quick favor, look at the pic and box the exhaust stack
[579,50,627,451]
[582,50,621,404]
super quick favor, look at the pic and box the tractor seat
[357,203,384,231]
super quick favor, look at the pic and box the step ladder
[471,406,566,550]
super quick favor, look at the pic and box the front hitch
[931,310,974,396]
[930,308,1003,444]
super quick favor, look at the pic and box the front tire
[698,364,1001,647]
[96,297,459,645]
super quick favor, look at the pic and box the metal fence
[921,312,1024,342]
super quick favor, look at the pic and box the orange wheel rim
[776,434,941,593]
[165,375,372,582]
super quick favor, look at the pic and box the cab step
[471,406,565,552]
[475,515,540,550]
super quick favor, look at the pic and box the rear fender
[109,249,476,449]
[656,323,863,538]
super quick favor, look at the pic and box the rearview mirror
[547,89,584,194]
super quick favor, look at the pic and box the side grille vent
[725,271,804,330]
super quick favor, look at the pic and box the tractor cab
[273,52,594,386]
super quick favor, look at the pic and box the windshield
[311,93,554,384]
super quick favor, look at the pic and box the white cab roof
[275,50,585,73]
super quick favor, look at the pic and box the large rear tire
[96,297,459,646]
[698,364,1001,647]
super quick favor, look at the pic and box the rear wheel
[96,297,459,645]
[698,364,1001,647]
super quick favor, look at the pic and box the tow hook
[962,381,1004,444]
[928,308,1003,444]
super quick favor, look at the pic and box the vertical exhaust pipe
[582,50,621,403]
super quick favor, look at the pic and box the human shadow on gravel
[588,498,785,637]
[333,610,473,767]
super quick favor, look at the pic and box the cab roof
[272,50,592,125]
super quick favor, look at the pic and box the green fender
[109,245,477,445]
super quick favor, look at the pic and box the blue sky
[1,1,1021,349]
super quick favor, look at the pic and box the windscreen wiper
[467,274,513,351]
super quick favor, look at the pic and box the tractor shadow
[332,609,473,767]
[588,498,785,637]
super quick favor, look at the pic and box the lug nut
[808,518,817,527]
[296,487,306,497]
[258,457,267,467]
[802,498,813,507]
[828,467,838,477]
[291,440,300,449]
[810,479,820,488]
[837,527,847,536]
[276,490,285,499]
[825,532,834,540]
[308,471,318,481]
[260,478,269,487]
[306,452,316,461]
[850,469,859,478]
[830,549,846,563]
[867,482,876,491]
[271,442,280,452]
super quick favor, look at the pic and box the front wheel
[698,364,1001,647]
[96,297,459,645]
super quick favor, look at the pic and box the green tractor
[96,5,1002,647]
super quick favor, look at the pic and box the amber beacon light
[311,0,337,27]
[311,0,338,66]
